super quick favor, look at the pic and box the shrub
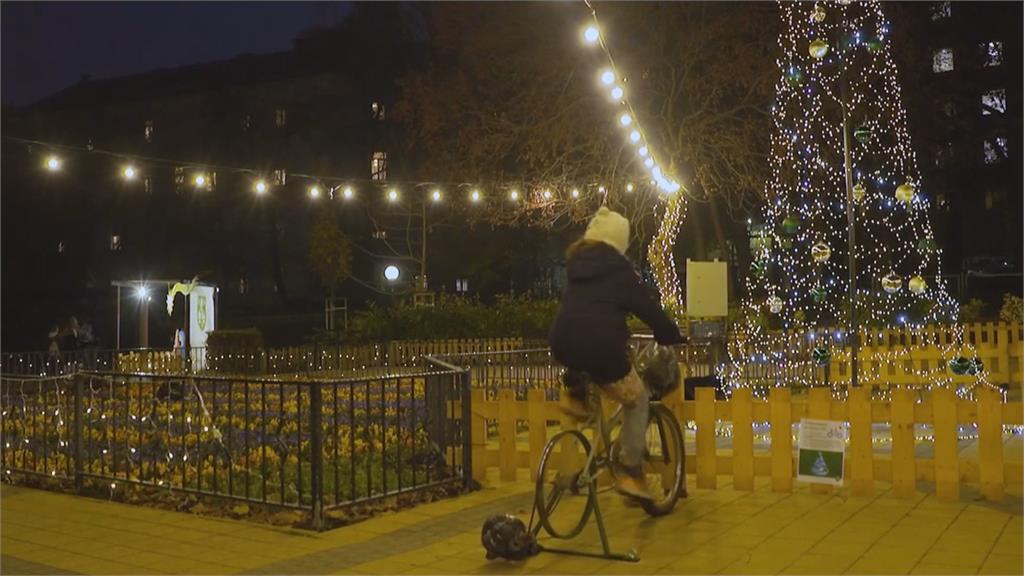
[958,299,987,323]
[999,294,1024,323]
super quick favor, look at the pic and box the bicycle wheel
[640,404,686,516]
[535,429,594,539]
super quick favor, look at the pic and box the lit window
[57,241,65,254]
[981,89,1006,115]
[242,114,253,131]
[980,41,1003,67]
[371,102,386,121]
[372,229,387,240]
[371,151,388,181]
[932,48,954,73]
[174,167,185,187]
[144,120,154,143]
[205,172,217,191]
[983,137,1008,164]
[456,279,469,293]
[110,235,122,251]
[144,177,152,193]
[275,109,287,128]
[930,1,950,20]
[273,169,287,186]
[239,277,247,295]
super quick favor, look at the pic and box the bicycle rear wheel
[640,404,686,516]
[535,429,594,539]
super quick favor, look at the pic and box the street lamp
[384,265,400,282]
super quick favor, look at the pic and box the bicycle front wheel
[640,404,686,516]
[535,429,594,539]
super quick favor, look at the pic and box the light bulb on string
[309,186,321,199]
[639,146,649,158]
[629,130,641,143]
[343,186,354,200]
[619,114,632,127]
[600,69,615,85]
[610,86,624,101]
[571,188,580,199]
[543,189,552,200]
[194,174,206,187]
[583,25,599,45]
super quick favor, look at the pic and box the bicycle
[528,365,687,562]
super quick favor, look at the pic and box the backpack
[634,341,680,401]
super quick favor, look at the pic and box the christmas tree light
[724,0,991,396]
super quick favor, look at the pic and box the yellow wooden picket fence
[468,385,1023,502]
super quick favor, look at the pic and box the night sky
[1,1,352,107]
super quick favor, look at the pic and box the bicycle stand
[530,487,640,563]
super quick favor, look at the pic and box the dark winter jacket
[549,242,683,385]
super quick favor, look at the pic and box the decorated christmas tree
[725,0,988,395]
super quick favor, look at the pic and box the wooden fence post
[978,385,1005,501]
[848,386,874,497]
[497,388,517,482]
[891,387,916,497]
[527,389,547,481]
[695,387,717,489]
[471,388,488,483]
[933,387,959,502]
[770,387,793,493]
[732,388,754,491]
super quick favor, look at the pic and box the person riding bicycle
[549,206,683,501]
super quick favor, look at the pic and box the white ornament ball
[809,39,829,59]
[811,241,831,263]
[895,182,916,203]
[767,296,784,314]
[882,272,902,294]
[908,275,927,295]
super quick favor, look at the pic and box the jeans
[602,368,648,469]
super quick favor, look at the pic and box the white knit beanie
[583,206,630,255]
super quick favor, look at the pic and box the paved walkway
[2,475,1021,575]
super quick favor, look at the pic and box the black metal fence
[0,357,472,529]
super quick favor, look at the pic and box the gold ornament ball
[908,275,927,295]
[895,182,916,203]
[852,182,866,203]
[767,295,784,314]
[882,272,902,294]
[811,241,831,263]
[809,39,829,59]
[812,4,826,22]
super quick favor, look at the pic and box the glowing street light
[46,156,61,171]
[254,180,267,195]
[194,174,206,187]
[384,265,400,282]
[135,285,149,300]
[309,186,321,199]
[122,166,137,180]
[343,186,354,200]
[387,189,399,202]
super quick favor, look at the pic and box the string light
[470,189,481,203]
[387,188,399,202]
[122,165,137,180]
[542,189,552,200]
[510,190,520,201]
[629,130,641,143]
[308,185,321,199]
[610,86,624,101]
[571,188,580,199]
[626,183,634,193]
[343,186,354,200]
[254,180,267,195]
[45,156,60,171]
[619,113,632,127]
[600,69,615,85]
[431,189,442,202]
[194,174,206,187]
[583,25,600,44]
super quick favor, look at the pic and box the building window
[110,235,122,251]
[144,177,152,193]
[239,277,247,295]
[275,108,287,128]
[371,151,388,181]
[983,137,1008,164]
[174,167,185,186]
[930,1,951,20]
[273,169,287,186]
[242,114,253,131]
[980,41,1003,67]
[371,102,386,121]
[372,229,387,240]
[144,120,154,143]
[982,89,1006,115]
[56,241,65,254]
[456,279,469,293]
[932,48,954,73]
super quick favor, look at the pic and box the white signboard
[797,418,846,486]
[189,285,215,370]
[686,259,728,317]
